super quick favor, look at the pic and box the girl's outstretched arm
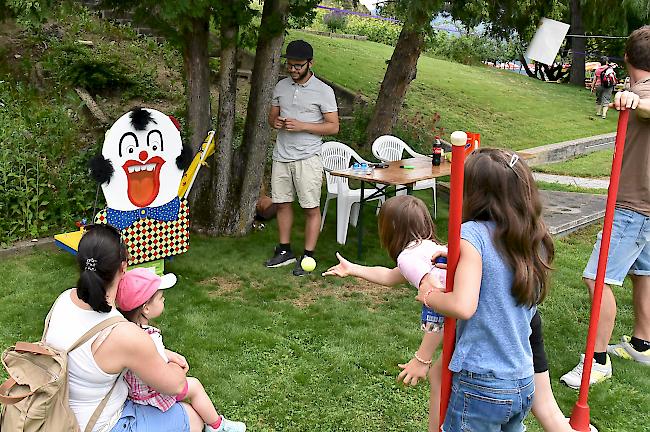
[322,252,406,286]
[417,240,482,320]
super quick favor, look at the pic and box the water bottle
[432,136,442,166]
[421,256,447,333]
[352,162,360,174]
[360,162,369,175]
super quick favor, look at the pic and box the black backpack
[600,67,616,88]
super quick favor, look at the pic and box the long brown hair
[378,195,437,262]
[463,148,554,307]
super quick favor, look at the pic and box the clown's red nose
[139,151,148,161]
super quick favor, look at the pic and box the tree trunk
[216,0,289,236]
[569,0,586,87]
[190,15,239,233]
[365,16,427,147]
[182,17,212,155]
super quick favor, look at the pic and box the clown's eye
[147,130,163,152]
[119,133,138,158]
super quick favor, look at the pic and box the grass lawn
[0,191,647,432]
[536,181,608,195]
[534,149,615,178]
[287,31,617,151]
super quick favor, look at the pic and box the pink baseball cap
[117,268,177,312]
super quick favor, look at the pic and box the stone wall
[523,132,615,166]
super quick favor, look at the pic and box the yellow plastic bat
[178,130,216,199]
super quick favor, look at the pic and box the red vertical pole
[570,109,630,431]
[439,131,467,427]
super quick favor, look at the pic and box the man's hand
[283,118,306,132]
[273,117,286,129]
[610,90,640,111]
[165,349,189,373]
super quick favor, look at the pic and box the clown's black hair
[88,154,114,184]
[176,145,193,171]
[130,107,156,131]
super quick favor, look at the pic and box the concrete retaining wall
[523,132,616,166]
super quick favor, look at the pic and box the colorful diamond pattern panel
[95,200,189,265]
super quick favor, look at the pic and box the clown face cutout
[97,108,186,211]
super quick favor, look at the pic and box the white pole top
[450,131,468,147]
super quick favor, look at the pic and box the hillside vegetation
[1,4,617,245]
[289,31,617,151]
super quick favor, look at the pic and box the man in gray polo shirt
[265,40,339,276]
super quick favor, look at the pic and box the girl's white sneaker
[204,417,246,432]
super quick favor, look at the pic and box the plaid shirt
[124,326,178,412]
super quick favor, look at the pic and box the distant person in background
[265,40,339,276]
[591,56,617,119]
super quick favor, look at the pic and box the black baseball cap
[283,40,313,60]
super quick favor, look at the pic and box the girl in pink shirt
[117,268,246,432]
[324,195,447,432]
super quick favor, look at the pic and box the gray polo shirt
[271,74,338,162]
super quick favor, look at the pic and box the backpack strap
[67,316,126,353]
[41,291,68,342]
[84,371,124,432]
[68,316,127,432]
[0,377,34,405]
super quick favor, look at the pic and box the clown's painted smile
[122,156,165,208]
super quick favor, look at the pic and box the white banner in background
[526,18,570,66]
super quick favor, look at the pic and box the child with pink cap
[117,268,246,432]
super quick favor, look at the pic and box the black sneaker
[292,256,306,276]
[265,247,296,268]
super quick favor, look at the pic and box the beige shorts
[271,155,323,209]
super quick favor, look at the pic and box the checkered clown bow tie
[106,197,181,230]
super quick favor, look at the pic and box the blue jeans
[109,400,189,432]
[583,207,650,286]
[442,371,534,432]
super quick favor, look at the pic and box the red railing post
[570,109,630,431]
[439,131,467,427]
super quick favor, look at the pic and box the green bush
[344,15,401,45]
[0,82,97,246]
[47,43,133,92]
[426,32,520,65]
[323,11,347,33]
[332,104,372,149]
[42,41,166,100]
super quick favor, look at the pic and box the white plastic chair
[371,135,437,218]
[320,141,386,245]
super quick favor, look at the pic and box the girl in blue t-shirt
[418,148,555,432]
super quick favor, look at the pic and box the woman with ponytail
[44,225,205,432]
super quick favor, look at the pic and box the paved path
[533,173,610,190]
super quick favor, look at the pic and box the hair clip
[508,153,520,168]
[85,258,97,272]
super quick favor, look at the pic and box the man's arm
[283,111,339,136]
[269,105,284,129]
